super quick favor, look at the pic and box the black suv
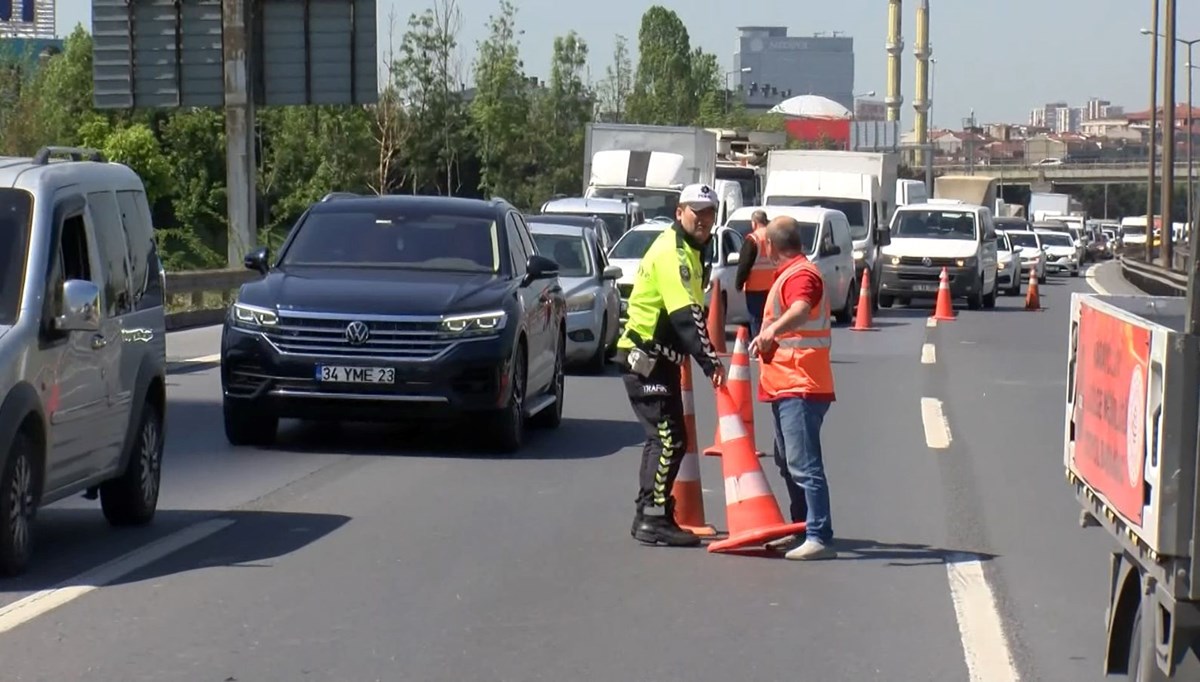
[220,195,567,454]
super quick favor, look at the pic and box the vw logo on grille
[344,320,370,345]
[922,257,933,267]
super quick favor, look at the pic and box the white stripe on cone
[723,471,773,503]
[728,364,751,381]
[718,413,746,442]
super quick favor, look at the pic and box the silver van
[0,146,167,576]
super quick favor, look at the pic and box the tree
[527,32,591,203]
[471,0,530,203]
[392,1,469,194]
[371,9,412,194]
[626,6,694,126]
[688,47,724,126]
[596,34,633,122]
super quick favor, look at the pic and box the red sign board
[1073,304,1151,525]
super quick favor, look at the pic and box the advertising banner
[1073,304,1151,525]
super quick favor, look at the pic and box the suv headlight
[440,311,506,336]
[566,292,597,313]
[232,302,278,329]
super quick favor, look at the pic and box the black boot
[632,499,701,547]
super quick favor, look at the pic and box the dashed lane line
[945,553,1022,681]
[926,317,937,328]
[921,343,936,364]
[920,397,952,449]
[0,518,235,635]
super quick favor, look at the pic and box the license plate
[315,366,395,383]
[913,283,938,292]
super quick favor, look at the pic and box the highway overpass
[929,161,1192,187]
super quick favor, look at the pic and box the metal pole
[1147,0,1160,264]
[1187,45,1195,231]
[222,0,258,268]
[1161,0,1177,270]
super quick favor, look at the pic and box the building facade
[733,26,854,112]
[0,0,55,39]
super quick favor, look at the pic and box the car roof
[542,196,631,213]
[897,202,986,212]
[309,193,506,218]
[527,222,591,238]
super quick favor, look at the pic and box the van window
[831,216,853,251]
[87,191,132,316]
[0,189,32,325]
[115,190,162,310]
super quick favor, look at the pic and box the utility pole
[1147,0,1160,264]
[1162,0,1177,270]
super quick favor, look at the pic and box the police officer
[615,183,726,547]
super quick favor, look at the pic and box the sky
[55,0,1200,131]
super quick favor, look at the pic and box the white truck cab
[877,202,999,310]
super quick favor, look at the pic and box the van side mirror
[55,279,101,332]
[602,265,622,280]
[821,243,841,257]
[244,246,270,275]
[876,226,891,247]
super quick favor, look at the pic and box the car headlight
[955,257,977,268]
[440,311,506,336]
[852,249,865,261]
[889,255,900,265]
[231,302,278,329]
[998,260,1009,270]
[566,292,597,313]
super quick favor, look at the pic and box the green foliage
[471,0,531,203]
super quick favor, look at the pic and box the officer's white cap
[678,184,719,210]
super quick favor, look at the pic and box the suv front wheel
[101,401,164,526]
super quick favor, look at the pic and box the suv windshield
[281,207,500,273]
[892,210,978,240]
[0,189,32,325]
[531,233,592,277]
[610,229,663,259]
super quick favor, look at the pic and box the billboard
[92,0,377,109]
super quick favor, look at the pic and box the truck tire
[1124,604,1145,681]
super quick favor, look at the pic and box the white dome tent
[768,95,853,120]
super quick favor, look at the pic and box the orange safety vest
[743,227,777,292]
[757,257,835,398]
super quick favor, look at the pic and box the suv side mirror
[524,254,559,285]
[55,279,101,332]
[602,265,623,280]
[244,246,270,274]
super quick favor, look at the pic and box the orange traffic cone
[930,267,956,322]
[707,386,808,554]
[1024,266,1042,311]
[849,269,878,331]
[704,327,766,458]
[706,280,727,354]
[671,360,717,536]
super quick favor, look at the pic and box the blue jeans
[770,397,833,544]
[745,290,768,338]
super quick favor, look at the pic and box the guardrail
[1118,243,1189,297]
[164,268,261,330]
[933,161,1190,173]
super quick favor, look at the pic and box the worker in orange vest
[748,215,838,561]
[734,210,774,337]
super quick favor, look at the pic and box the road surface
[0,267,1128,681]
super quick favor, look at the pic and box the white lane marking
[0,518,235,634]
[920,397,952,449]
[921,343,936,364]
[926,317,937,328]
[1084,265,1111,295]
[945,553,1021,681]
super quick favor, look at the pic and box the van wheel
[968,290,983,310]
[983,286,997,310]
[0,433,36,576]
[878,294,894,309]
[835,283,855,324]
[101,401,163,526]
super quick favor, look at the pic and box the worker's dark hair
[766,216,807,255]
[751,210,769,226]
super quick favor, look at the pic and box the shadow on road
[714,538,998,566]
[0,508,349,597]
